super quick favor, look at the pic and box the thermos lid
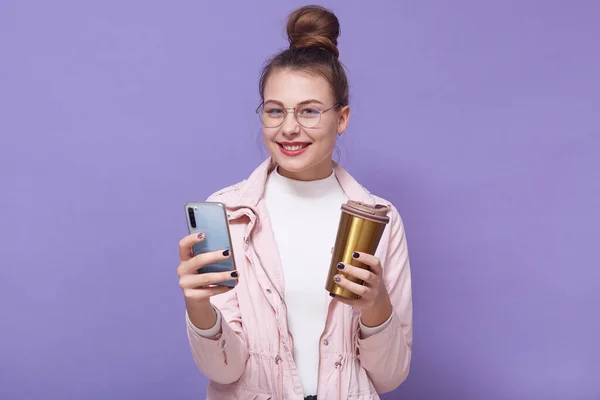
[341,200,390,224]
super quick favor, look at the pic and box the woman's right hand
[177,233,238,328]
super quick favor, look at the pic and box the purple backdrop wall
[1,1,599,399]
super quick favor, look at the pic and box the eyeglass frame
[255,102,343,129]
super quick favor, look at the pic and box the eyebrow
[263,99,325,106]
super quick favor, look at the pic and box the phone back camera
[188,207,197,228]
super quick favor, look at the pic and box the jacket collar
[237,157,374,208]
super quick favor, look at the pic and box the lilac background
[1,1,599,399]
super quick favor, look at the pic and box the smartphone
[184,201,237,288]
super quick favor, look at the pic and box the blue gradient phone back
[185,201,236,287]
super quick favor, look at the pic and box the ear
[337,105,350,135]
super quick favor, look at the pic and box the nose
[281,110,300,137]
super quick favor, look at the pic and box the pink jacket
[186,158,413,399]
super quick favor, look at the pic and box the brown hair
[259,5,349,106]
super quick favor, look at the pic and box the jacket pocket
[347,391,378,400]
[209,383,272,400]
[252,395,272,400]
[240,388,272,400]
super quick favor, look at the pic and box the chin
[273,156,312,172]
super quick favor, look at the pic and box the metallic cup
[325,201,390,299]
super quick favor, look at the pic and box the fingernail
[336,263,344,270]
[352,252,360,259]
[334,275,341,283]
[231,271,238,278]
[329,293,336,297]
[222,249,230,257]
[197,233,205,239]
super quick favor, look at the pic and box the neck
[277,157,334,181]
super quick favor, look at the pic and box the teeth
[282,144,306,151]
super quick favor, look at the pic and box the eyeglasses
[256,102,341,129]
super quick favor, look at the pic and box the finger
[180,270,239,289]
[333,274,370,298]
[352,252,383,275]
[178,233,206,261]
[335,262,375,285]
[179,249,232,276]
[184,285,232,301]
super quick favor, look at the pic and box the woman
[177,5,412,400]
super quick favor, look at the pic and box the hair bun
[286,5,340,58]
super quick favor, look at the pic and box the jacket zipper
[335,354,343,399]
[280,355,284,400]
[316,329,326,397]
[273,354,283,396]
[231,204,287,399]
[243,206,286,398]
[316,299,336,398]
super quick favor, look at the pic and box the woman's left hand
[330,251,392,316]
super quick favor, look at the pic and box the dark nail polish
[329,293,336,297]
[336,263,345,270]
[353,252,360,259]
[334,275,341,283]
[231,271,238,278]
[197,233,205,239]
[222,249,230,257]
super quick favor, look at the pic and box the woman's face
[261,69,349,181]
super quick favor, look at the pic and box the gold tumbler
[325,201,390,299]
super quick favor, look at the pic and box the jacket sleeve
[356,205,413,393]
[186,287,250,384]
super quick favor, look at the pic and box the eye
[265,107,285,117]
[299,107,320,116]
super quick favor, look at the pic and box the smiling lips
[278,142,311,156]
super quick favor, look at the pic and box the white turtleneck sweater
[263,168,346,396]
[192,167,391,396]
